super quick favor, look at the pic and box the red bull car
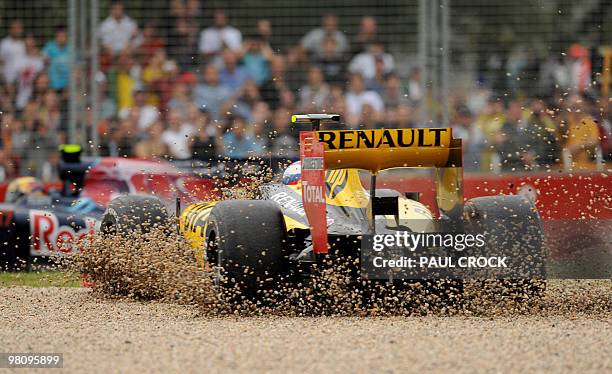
[0,145,218,269]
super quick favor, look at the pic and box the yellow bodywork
[179,169,369,257]
[180,168,437,267]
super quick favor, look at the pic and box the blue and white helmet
[282,161,302,185]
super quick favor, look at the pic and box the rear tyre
[464,195,546,298]
[205,200,289,301]
[101,195,168,236]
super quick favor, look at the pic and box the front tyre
[101,195,168,236]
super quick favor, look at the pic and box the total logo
[30,210,98,256]
[303,182,325,204]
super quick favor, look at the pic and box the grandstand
[0,0,610,181]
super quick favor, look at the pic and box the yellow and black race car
[101,114,545,298]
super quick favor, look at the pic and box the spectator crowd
[0,1,610,181]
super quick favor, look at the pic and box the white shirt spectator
[348,52,394,80]
[199,26,242,54]
[15,53,44,109]
[118,105,160,131]
[162,123,194,160]
[301,29,348,58]
[0,36,26,83]
[345,90,384,116]
[98,15,138,55]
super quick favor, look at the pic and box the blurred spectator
[365,57,388,95]
[9,113,30,161]
[260,55,289,111]
[191,110,222,162]
[167,16,199,69]
[98,1,139,55]
[278,89,296,113]
[15,35,44,109]
[505,46,528,94]
[0,19,25,89]
[476,98,505,171]
[300,14,348,59]
[153,59,181,113]
[167,82,193,117]
[348,40,394,80]
[115,54,139,111]
[218,49,250,92]
[256,19,274,49]
[199,10,242,56]
[351,16,378,56]
[136,22,164,63]
[251,101,270,127]
[162,109,194,159]
[118,86,160,131]
[222,116,263,158]
[41,26,70,92]
[395,104,417,128]
[0,86,13,112]
[26,121,60,177]
[241,35,272,86]
[562,95,600,170]
[321,82,346,115]
[141,49,167,105]
[38,90,62,137]
[345,74,384,127]
[407,68,423,104]
[95,73,117,120]
[298,66,329,112]
[194,64,232,120]
[32,73,50,102]
[495,100,543,172]
[450,105,484,171]
[526,99,559,168]
[184,102,201,128]
[107,119,135,157]
[360,103,383,129]
[314,36,345,85]
[566,44,591,93]
[40,150,60,182]
[285,46,309,92]
[220,79,261,121]
[134,121,169,159]
[382,73,409,110]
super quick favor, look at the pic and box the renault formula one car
[102,114,545,297]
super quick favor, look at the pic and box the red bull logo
[30,210,97,256]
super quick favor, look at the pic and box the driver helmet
[282,161,302,185]
[6,176,44,203]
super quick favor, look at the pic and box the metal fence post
[90,0,99,156]
[79,0,87,145]
[68,0,78,144]
[441,0,450,127]
[418,0,428,126]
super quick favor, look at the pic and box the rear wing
[316,128,462,172]
[296,115,464,255]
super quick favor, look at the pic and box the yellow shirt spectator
[565,116,600,170]
[116,71,135,111]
